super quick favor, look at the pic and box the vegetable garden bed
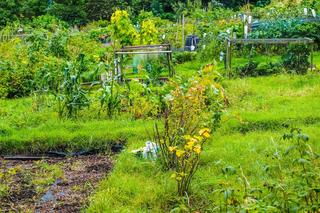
[0,155,113,212]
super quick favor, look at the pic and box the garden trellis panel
[114,44,174,82]
[225,37,315,76]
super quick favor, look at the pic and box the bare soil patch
[0,155,113,212]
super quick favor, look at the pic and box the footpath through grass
[87,72,320,212]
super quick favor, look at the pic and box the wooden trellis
[225,37,315,75]
[114,44,174,82]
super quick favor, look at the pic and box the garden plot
[0,155,113,212]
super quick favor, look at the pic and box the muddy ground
[0,155,113,212]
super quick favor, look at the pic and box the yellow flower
[176,150,185,158]
[193,145,202,154]
[178,172,185,177]
[183,135,193,141]
[199,128,211,138]
[168,146,177,153]
[194,135,203,143]
[185,141,195,150]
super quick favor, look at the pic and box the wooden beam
[115,51,172,55]
[229,38,314,45]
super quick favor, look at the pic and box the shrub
[281,44,310,74]
[233,61,283,78]
[233,60,259,78]
[173,51,197,64]
[47,30,69,58]
[109,10,138,46]
[154,65,226,195]
[0,59,34,98]
[140,19,159,45]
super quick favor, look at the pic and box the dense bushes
[173,52,197,64]
[282,44,311,74]
[252,21,320,47]
[0,0,274,28]
[0,59,34,98]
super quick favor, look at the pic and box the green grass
[0,98,154,154]
[1,55,320,211]
[87,72,320,212]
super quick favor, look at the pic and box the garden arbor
[225,37,315,75]
[114,44,174,82]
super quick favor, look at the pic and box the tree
[0,0,21,26]
[21,0,48,19]
[85,0,117,21]
[48,0,87,25]
[109,10,138,46]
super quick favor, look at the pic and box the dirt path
[0,155,113,212]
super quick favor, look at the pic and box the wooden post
[182,14,185,49]
[114,53,121,82]
[226,39,232,77]
[310,43,314,72]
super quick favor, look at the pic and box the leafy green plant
[122,81,162,119]
[56,62,90,118]
[140,19,159,45]
[99,71,121,118]
[173,52,197,64]
[47,29,68,58]
[282,128,320,211]
[154,66,226,197]
[169,129,211,196]
[109,10,138,46]
[234,60,259,78]
[282,44,310,74]
[144,57,167,85]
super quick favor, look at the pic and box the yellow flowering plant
[170,129,211,196]
[109,10,139,46]
[153,65,226,196]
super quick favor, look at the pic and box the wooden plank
[115,51,172,55]
[122,44,170,49]
[229,38,314,44]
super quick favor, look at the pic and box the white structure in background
[311,9,317,18]
[304,8,308,16]
[248,15,252,24]
[244,25,248,39]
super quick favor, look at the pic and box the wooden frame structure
[225,38,315,75]
[114,44,174,82]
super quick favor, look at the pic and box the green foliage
[48,30,69,58]
[48,0,87,26]
[144,57,167,84]
[29,15,69,31]
[0,58,34,98]
[85,0,116,21]
[154,66,226,196]
[56,62,90,118]
[282,45,310,74]
[110,10,138,46]
[0,0,47,27]
[173,52,197,64]
[169,130,211,196]
[140,19,159,45]
[99,72,122,118]
[252,21,320,46]
[234,60,260,77]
